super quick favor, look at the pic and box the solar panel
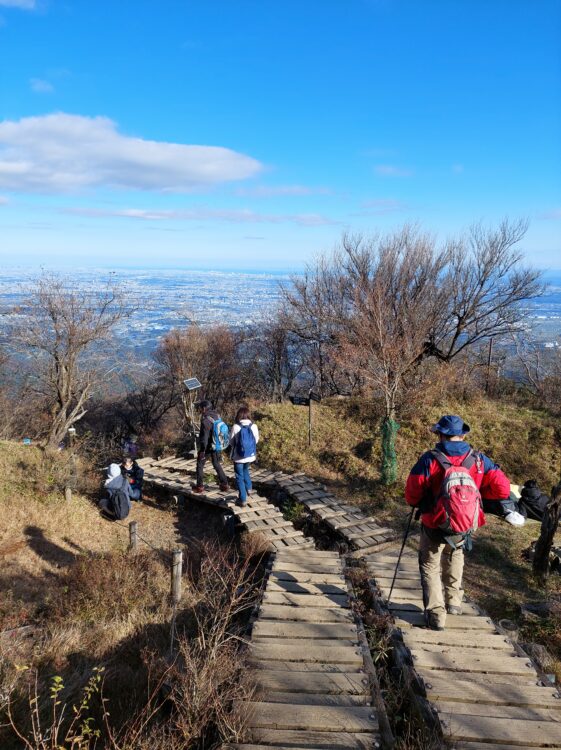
[183,377,202,391]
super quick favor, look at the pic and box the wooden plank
[250,661,362,674]
[451,744,561,750]
[266,581,347,596]
[424,678,561,709]
[275,550,340,560]
[271,562,343,574]
[436,700,561,722]
[262,592,349,609]
[444,714,561,745]
[252,670,370,694]
[245,702,378,732]
[269,571,346,584]
[259,692,369,707]
[250,643,363,665]
[252,637,359,647]
[252,621,357,639]
[249,729,379,749]
[419,668,540,687]
[404,634,513,651]
[411,651,535,675]
[393,612,495,630]
[259,604,354,623]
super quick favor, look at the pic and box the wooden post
[129,520,138,552]
[485,338,494,394]
[533,482,561,583]
[64,486,72,502]
[308,390,313,447]
[171,548,183,604]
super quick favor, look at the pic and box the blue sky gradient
[0,0,560,270]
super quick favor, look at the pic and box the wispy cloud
[539,208,561,220]
[353,198,409,215]
[62,206,336,226]
[0,113,263,193]
[235,184,332,198]
[375,164,413,177]
[0,0,35,8]
[30,78,54,94]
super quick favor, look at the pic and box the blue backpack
[212,418,230,452]
[236,422,257,459]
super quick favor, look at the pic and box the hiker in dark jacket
[121,456,144,501]
[193,400,229,493]
[405,415,511,631]
[99,463,132,517]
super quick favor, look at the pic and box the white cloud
[0,113,263,193]
[235,184,332,197]
[375,164,413,177]
[0,0,35,7]
[63,206,336,226]
[353,198,409,215]
[30,78,54,94]
[539,208,561,220]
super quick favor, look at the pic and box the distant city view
[0,268,559,358]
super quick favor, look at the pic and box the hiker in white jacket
[230,405,259,507]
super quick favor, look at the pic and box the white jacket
[230,420,259,463]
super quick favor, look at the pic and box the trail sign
[309,391,322,403]
[290,395,310,406]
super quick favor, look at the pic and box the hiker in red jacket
[405,415,511,630]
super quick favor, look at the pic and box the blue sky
[0,0,560,271]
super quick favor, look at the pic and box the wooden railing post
[129,520,138,552]
[171,549,183,604]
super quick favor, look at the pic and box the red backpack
[431,449,483,543]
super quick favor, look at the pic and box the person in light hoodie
[229,405,259,507]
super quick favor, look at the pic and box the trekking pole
[387,506,415,604]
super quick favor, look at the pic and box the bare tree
[425,219,543,361]
[10,274,132,450]
[251,312,306,402]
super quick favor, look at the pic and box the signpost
[290,390,321,446]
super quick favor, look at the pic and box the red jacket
[405,441,511,530]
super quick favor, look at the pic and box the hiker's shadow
[24,525,77,568]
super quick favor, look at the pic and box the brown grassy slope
[255,396,561,676]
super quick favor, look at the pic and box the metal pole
[308,390,313,447]
[387,507,415,603]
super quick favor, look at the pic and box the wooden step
[252,670,370,695]
[244,701,378,732]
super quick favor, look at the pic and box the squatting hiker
[230,405,259,507]
[121,455,144,501]
[405,415,511,631]
[193,399,230,493]
[99,463,131,520]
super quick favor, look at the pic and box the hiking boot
[192,485,205,494]
[219,483,229,492]
[425,612,445,631]
[447,605,462,616]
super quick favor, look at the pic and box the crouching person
[405,415,511,631]
[122,455,144,501]
[230,406,259,507]
[99,463,131,520]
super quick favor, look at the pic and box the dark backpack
[110,481,130,520]
[236,422,257,459]
[519,480,549,522]
[431,449,483,544]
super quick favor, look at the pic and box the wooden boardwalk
[139,456,561,748]
[233,548,382,749]
[366,545,561,748]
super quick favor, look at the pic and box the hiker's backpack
[110,483,130,520]
[431,449,482,542]
[212,418,230,452]
[236,422,257,459]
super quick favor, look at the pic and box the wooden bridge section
[139,455,561,748]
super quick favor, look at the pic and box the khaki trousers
[418,525,464,625]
